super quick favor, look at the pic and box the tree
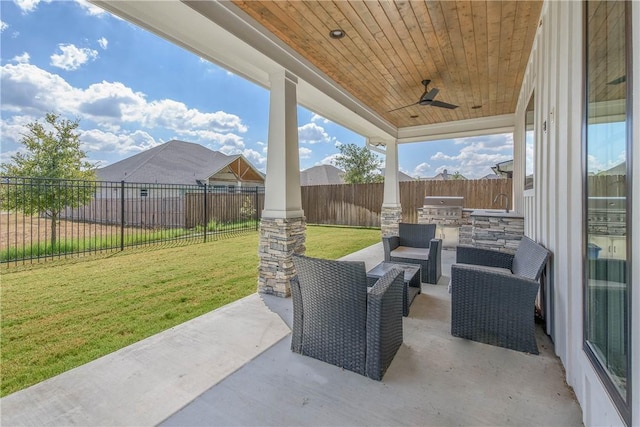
[1,113,96,246]
[333,143,383,184]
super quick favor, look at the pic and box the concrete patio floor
[1,244,583,426]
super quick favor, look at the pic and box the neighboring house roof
[300,165,344,186]
[300,165,413,186]
[427,169,467,180]
[380,168,414,182]
[480,173,503,179]
[599,161,626,175]
[96,140,264,185]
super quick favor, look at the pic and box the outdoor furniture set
[290,223,551,380]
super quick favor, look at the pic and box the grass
[0,225,380,397]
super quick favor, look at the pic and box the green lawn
[0,225,380,397]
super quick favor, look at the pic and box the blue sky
[1,0,514,179]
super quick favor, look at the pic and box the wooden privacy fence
[185,192,265,228]
[301,179,513,227]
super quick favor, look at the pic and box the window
[583,1,631,424]
[524,92,535,191]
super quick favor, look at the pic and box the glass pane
[585,0,628,403]
[524,93,535,190]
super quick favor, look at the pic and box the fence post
[120,180,125,251]
[203,184,207,243]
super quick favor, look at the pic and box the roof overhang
[92,0,396,142]
[91,0,518,145]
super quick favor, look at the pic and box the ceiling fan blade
[419,88,440,104]
[387,102,419,112]
[429,100,458,109]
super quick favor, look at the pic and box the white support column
[262,70,304,219]
[258,70,306,297]
[380,139,402,236]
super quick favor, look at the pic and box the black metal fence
[0,177,264,266]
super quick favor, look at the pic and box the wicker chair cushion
[390,246,430,260]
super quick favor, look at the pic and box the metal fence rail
[0,177,263,266]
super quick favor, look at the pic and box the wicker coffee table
[367,261,421,316]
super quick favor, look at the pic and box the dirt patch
[0,213,124,250]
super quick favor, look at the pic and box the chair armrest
[290,276,303,353]
[366,269,404,380]
[456,246,514,270]
[382,236,400,261]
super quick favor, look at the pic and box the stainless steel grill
[422,196,464,221]
[422,196,464,248]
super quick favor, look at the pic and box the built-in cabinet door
[589,236,627,260]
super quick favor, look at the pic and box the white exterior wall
[514,2,638,425]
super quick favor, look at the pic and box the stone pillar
[381,206,402,237]
[258,217,305,297]
[258,70,305,297]
[381,139,402,237]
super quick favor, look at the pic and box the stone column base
[258,217,306,297]
[381,206,402,237]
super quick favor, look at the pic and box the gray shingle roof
[300,165,413,185]
[300,165,345,186]
[96,140,245,185]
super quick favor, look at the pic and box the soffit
[231,0,543,129]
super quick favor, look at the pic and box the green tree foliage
[1,113,97,245]
[333,143,383,184]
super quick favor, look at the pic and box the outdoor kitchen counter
[469,209,524,218]
[467,209,525,253]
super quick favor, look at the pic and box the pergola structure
[91,2,639,426]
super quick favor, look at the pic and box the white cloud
[299,147,312,159]
[412,162,432,177]
[1,63,254,166]
[12,52,30,63]
[50,43,98,71]
[79,128,159,156]
[217,136,246,155]
[318,153,340,166]
[1,20,8,32]
[310,113,329,124]
[74,0,107,16]
[13,0,50,13]
[97,37,108,50]
[428,134,513,178]
[0,63,249,140]
[0,114,38,147]
[134,99,248,134]
[298,122,330,144]
[241,148,266,172]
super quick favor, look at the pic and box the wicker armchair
[450,236,551,354]
[382,223,442,284]
[291,254,404,380]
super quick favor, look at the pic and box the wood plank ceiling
[232,1,543,129]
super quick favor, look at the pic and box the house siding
[515,2,638,425]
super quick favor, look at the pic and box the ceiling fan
[388,79,458,112]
